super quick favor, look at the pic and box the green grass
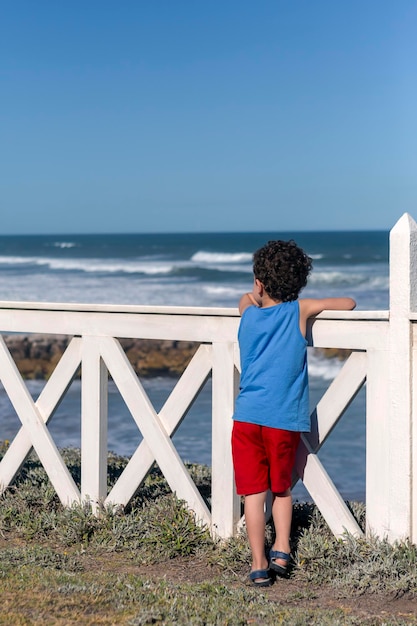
[0,441,416,625]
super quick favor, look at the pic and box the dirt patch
[86,551,417,624]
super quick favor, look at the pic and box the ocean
[0,231,389,502]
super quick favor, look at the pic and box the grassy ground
[0,442,416,625]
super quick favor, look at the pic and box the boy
[232,239,356,587]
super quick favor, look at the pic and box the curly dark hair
[253,240,312,301]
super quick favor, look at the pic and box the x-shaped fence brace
[0,334,366,538]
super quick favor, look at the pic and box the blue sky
[1,1,416,234]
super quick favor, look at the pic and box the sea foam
[191,251,252,264]
[307,350,344,380]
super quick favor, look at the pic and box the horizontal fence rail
[0,213,416,544]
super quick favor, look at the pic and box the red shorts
[231,421,300,496]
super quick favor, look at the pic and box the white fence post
[211,341,241,538]
[81,336,108,510]
[366,347,390,538]
[386,213,417,541]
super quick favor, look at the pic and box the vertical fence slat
[211,342,240,538]
[81,336,108,508]
[388,213,417,541]
[413,332,417,544]
[366,348,390,537]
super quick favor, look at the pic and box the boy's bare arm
[299,297,356,336]
[238,292,261,315]
[300,297,356,318]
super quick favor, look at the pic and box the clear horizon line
[0,227,390,237]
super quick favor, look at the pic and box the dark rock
[3,334,198,380]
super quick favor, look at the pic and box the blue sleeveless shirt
[233,300,310,432]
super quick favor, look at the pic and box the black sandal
[269,550,290,576]
[248,569,273,587]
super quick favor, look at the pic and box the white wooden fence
[0,213,416,544]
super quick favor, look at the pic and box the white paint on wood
[99,337,212,528]
[387,213,417,541]
[106,344,213,506]
[0,336,79,504]
[81,336,108,509]
[211,342,241,538]
[412,339,417,543]
[0,337,82,492]
[305,351,367,452]
[366,348,390,537]
[295,438,363,538]
[309,319,389,351]
[0,308,240,343]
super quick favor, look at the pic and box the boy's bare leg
[244,491,269,574]
[271,489,292,566]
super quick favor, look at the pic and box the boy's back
[234,299,309,432]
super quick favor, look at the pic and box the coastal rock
[3,334,198,380]
[315,347,352,360]
[2,335,349,380]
